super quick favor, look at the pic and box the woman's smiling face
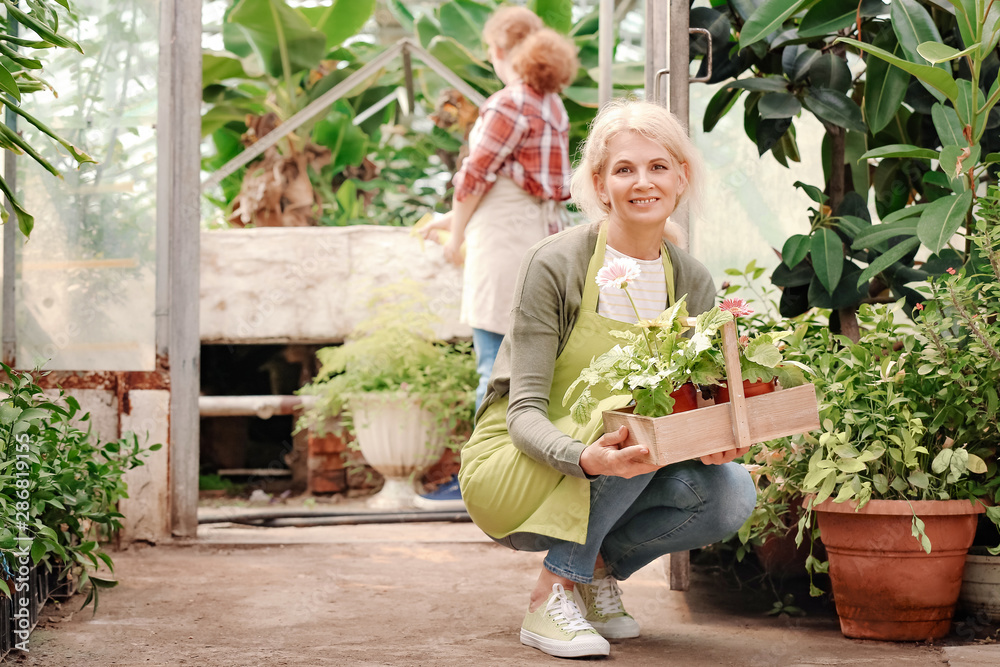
[594,130,688,231]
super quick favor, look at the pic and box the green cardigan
[476,222,716,480]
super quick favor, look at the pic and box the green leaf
[985,153,1000,165]
[0,62,20,101]
[727,76,790,93]
[5,102,95,165]
[0,174,34,236]
[794,180,827,204]
[850,218,918,250]
[802,88,867,133]
[798,0,859,38]
[837,458,866,473]
[864,28,910,134]
[931,448,953,474]
[916,40,978,64]
[782,234,811,268]
[30,538,46,564]
[1,0,82,52]
[202,53,249,86]
[810,228,844,294]
[932,104,965,149]
[808,53,853,94]
[967,453,988,474]
[858,144,939,161]
[908,469,930,489]
[704,86,742,132]
[759,92,801,119]
[739,0,812,49]
[530,0,574,33]
[836,37,958,102]
[917,191,973,253]
[891,0,949,78]
[856,236,920,286]
[228,0,328,78]
[939,144,980,192]
[415,13,441,49]
[301,0,376,50]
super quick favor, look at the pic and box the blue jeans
[472,328,505,413]
[493,460,756,584]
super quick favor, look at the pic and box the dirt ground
[5,503,1000,667]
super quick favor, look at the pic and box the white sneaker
[574,576,640,639]
[520,583,610,658]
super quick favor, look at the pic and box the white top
[597,245,668,323]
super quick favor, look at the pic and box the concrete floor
[6,501,1000,666]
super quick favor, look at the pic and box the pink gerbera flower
[596,257,641,291]
[720,297,754,318]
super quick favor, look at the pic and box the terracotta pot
[669,382,698,413]
[714,378,777,404]
[812,497,985,640]
[753,497,825,578]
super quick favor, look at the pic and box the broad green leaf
[808,53,853,94]
[891,0,948,76]
[908,469,930,488]
[802,87,867,133]
[438,0,489,51]
[811,228,843,294]
[837,458,866,473]
[530,0,574,33]
[931,448,953,474]
[727,76,790,93]
[916,40,978,64]
[850,218,918,250]
[836,37,959,102]
[228,0,327,78]
[386,0,414,32]
[759,92,801,119]
[881,203,928,225]
[203,53,249,85]
[940,144,980,192]
[837,215,871,240]
[798,0,859,38]
[856,236,920,286]
[415,13,441,49]
[782,234,811,268]
[739,0,812,49]
[864,29,910,134]
[794,180,827,204]
[704,86,742,132]
[984,152,1000,164]
[967,453,988,474]
[917,190,973,252]
[932,104,965,148]
[301,0,376,50]
[858,144,939,161]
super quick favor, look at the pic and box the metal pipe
[199,509,470,526]
[598,0,614,106]
[198,394,317,419]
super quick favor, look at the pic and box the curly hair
[483,6,542,52]
[510,29,579,94]
[571,99,704,227]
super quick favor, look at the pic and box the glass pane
[15,0,158,371]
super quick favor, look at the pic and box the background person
[418,6,578,510]
[457,99,757,659]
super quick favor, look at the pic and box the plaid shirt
[452,82,571,203]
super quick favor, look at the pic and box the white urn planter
[960,546,1000,623]
[349,391,448,509]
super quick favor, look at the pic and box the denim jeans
[493,460,756,584]
[472,328,505,413]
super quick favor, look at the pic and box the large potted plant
[794,210,1000,640]
[296,283,477,509]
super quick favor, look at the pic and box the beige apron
[459,224,676,544]
[461,176,566,335]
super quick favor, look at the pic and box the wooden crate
[602,318,820,466]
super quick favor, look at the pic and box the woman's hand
[700,446,750,466]
[418,212,454,243]
[580,426,660,479]
[443,232,465,266]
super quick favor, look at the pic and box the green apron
[459,224,676,544]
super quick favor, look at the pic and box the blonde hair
[483,7,579,95]
[571,99,704,228]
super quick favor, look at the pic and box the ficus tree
[694,0,1000,340]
